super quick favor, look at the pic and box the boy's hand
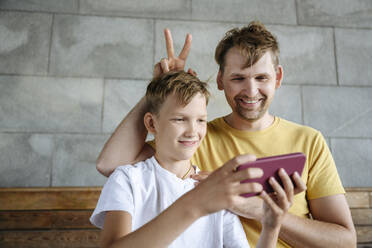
[189,154,264,216]
[260,169,305,229]
[153,29,194,78]
[229,169,306,220]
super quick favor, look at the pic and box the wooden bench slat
[0,187,101,210]
[346,192,370,209]
[0,211,97,230]
[357,226,372,243]
[0,230,100,248]
[352,209,372,226]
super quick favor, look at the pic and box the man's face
[152,92,207,162]
[217,47,282,122]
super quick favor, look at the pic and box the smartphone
[237,152,306,197]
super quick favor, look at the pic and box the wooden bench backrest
[0,187,371,247]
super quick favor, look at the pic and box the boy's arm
[101,154,263,248]
[97,29,192,177]
[257,169,297,248]
[100,197,202,248]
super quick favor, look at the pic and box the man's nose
[242,80,259,97]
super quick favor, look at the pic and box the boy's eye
[173,118,184,122]
[198,119,207,123]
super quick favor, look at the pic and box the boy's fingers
[164,29,175,58]
[232,167,263,182]
[179,33,192,60]
[268,177,289,208]
[237,182,263,195]
[278,169,294,203]
[293,172,307,194]
[223,154,257,173]
[261,191,281,214]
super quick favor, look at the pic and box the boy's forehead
[159,92,207,115]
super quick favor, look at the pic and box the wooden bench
[0,187,371,247]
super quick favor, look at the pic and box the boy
[90,71,297,248]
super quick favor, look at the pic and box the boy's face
[151,92,207,162]
[217,47,282,123]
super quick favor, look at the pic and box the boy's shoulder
[110,157,156,181]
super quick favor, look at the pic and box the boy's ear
[217,70,224,90]
[144,112,156,134]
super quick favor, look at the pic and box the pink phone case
[237,152,306,197]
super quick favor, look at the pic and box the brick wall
[0,0,371,187]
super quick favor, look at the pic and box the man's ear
[217,70,224,90]
[275,65,283,89]
[144,112,156,134]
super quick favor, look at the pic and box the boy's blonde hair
[215,21,280,73]
[146,71,210,115]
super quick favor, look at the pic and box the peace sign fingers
[179,33,192,60]
[164,29,175,59]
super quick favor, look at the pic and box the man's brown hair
[215,21,280,73]
[146,71,210,115]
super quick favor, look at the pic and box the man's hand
[153,29,194,78]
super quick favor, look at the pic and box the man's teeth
[242,99,259,104]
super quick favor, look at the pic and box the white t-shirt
[90,156,249,248]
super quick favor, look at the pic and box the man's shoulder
[277,117,320,136]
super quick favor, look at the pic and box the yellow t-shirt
[191,117,345,248]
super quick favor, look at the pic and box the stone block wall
[0,0,371,187]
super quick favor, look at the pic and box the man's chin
[237,110,264,122]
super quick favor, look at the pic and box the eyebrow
[230,73,246,77]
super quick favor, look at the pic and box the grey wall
[1,0,371,187]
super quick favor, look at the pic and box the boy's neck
[154,153,193,179]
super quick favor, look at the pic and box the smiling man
[96,21,356,247]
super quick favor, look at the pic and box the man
[96,22,356,247]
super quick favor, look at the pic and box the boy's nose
[185,121,197,135]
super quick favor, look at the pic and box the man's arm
[230,171,356,247]
[278,194,356,248]
[96,97,154,177]
[97,29,192,177]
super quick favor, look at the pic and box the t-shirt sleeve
[222,210,250,248]
[307,131,345,200]
[90,168,134,229]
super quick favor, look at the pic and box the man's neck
[224,112,275,131]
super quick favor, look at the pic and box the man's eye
[232,77,243,81]
[256,76,268,81]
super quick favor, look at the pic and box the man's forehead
[224,51,275,74]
